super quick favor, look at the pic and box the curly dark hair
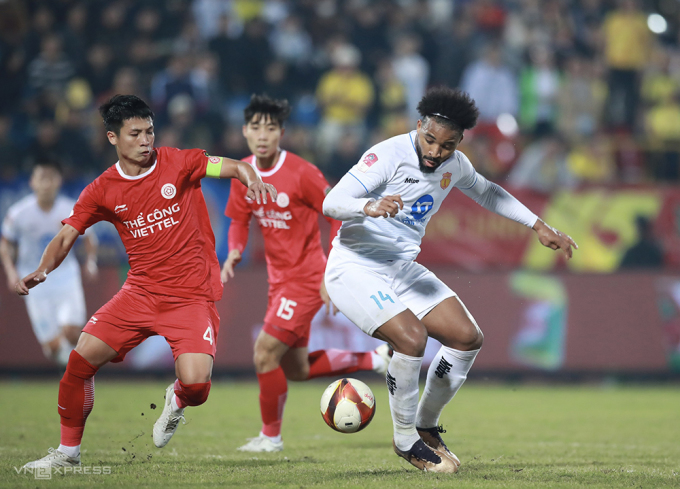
[416,86,479,131]
[244,93,292,127]
[99,94,154,134]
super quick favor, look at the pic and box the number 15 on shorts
[370,291,394,310]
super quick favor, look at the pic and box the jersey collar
[115,152,158,180]
[251,150,286,177]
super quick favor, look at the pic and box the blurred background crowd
[1,0,680,187]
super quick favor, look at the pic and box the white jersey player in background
[0,159,98,366]
[323,87,577,473]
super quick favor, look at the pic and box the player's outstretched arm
[533,219,578,259]
[15,224,80,295]
[214,157,277,205]
[0,237,20,292]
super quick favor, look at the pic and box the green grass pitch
[1,379,679,488]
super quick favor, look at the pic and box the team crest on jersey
[161,183,176,199]
[440,172,452,190]
[356,153,379,173]
[276,192,290,208]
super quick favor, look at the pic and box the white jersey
[1,194,82,289]
[324,131,538,261]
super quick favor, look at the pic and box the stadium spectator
[601,0,653,132]
[315,43,374,166]
[507,134,575,192]
[432,15,477,89]
[556,55,607,142]
[519,45,561,137]
[391,34,430,125]
[460,42,519,124]
[619,215,664,268]
[27,34,76,99]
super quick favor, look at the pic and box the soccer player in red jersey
[222,94,391,452]
[16,95,276,469]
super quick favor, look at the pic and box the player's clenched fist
[247,182,277,205]
[364,195,404,218]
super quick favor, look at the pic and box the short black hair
[417,87,479,132]
[244,94,291,127]
[99,94,154,134]
[33,158,62,175]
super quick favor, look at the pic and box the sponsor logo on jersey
[411,194,434,219]
[276,192,290,208]
[122,203,182,238]
[356,153,379,173]
[161,183,176,199]
[114,204,127,214]
[404,177,419,184]
[440,172,452,190]
[253,207,292,229]
[88,316,98,325]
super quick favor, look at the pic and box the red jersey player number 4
[16,95,276,470]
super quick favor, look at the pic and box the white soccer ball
[320,378,376,433]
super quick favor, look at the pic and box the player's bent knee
[176,380,211,407]
[283,365,309,381]
[393,326,428,357]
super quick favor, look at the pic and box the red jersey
[225,151,339,285]
[64,147,223,301]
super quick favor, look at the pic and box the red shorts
[83,284,220,363]
[262,280,324,348]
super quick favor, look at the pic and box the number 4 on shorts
[203,325,214,345]
[370,291,395,310]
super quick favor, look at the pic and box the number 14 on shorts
[370,291,394,310]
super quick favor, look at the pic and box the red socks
[58,350,98,446]
[307,349,373,379]
[257,367,287,437]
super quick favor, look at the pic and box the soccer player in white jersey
[323,87,578,473]
[1,160,98,366]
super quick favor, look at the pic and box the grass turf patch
[1,380,679,488]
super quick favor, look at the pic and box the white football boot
[153,383,185,448]
[23,448,81,469]
[237,433,284,452]
[372,343,393,376]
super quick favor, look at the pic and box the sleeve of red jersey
[301,163,342,252]
[62,183,106,234]
[183,148,214,182]
[225,178,252,253]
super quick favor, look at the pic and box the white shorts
[24,284,86,344]
[324,247,456,336]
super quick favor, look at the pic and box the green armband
[206,156,223,178]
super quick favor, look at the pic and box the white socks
[58,444,80,458]
[52,337,74,366]
[261,432,282,443]
[416,346,480,429]
[170,394,184,414]
[386,352,423,451]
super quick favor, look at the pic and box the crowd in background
[1,0,680,188]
